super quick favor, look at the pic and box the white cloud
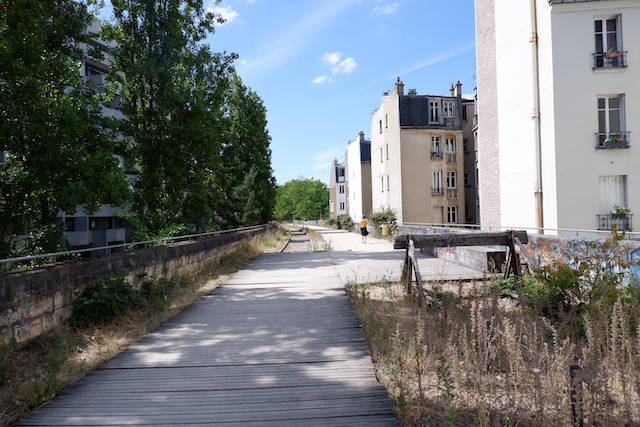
[240,0,361,76]
[313,76,333,84]
[208,5,239,25]
[322,52,343,65]
[372,2,399,15]
[332,57,357,74]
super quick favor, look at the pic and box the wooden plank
[393,230,529,249]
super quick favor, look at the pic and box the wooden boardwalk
[17,252,399,426]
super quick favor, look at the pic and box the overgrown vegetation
[336,214,353,230]
[347,232,640,426]
[369,207,398,235]
[0,229,287,426]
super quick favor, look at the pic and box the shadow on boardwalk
[17,251,399,426]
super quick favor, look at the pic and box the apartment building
[370,80,468,225]
[329,159,347,219]
[475,0,640,232]
[345,132,373,224]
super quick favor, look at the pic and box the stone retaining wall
[0,226,272,347]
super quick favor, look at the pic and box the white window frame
[443,101,454,118]
[446,171,457,189]
[430,101,440,123]
[431,136,441,155]
[598,94,625,145]
[447,206,457,224]
[445,137,456,153]
[433,171,443,193]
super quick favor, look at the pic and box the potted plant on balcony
[611,205,630,219]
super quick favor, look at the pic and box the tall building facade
[475,0,640,232]
[346,131,372,224]
[370,81,468,225]
[329,159,346,219]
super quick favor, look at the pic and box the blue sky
[100,0,476,185]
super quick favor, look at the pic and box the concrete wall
[0,226,271,346]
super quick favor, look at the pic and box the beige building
[370,80,468,225]
[329,159,346,219]
[475,0,640,232]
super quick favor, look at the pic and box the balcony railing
[430,151,443,160]
[593,51,627,70]
[447,188,458,200]
[598,213,632,231]
[432,187,443,196]
[446,153,457,164]
[595,132,630,149]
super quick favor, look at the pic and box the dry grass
[347,278,640,426]
[0,228,288,426]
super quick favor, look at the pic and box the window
[464,173,470,187]
[339,185,344,194]
[386,175,390,192]
[445,137,456,153]
[381,177,384,192]
[446,171,457,188]
[463,138,469,153]
[430,101,439,123]
[379,119,383,133]
[597,94,627,148]
[447,206,457,224]
[431,136,441,158]
[432,171,443,195]
[380,146,383,162]
[385,114,388,128]
[465,205,471,220]
[462,105,467,120]
[443,101,454,118]
[385,144,389,160]
[339,202,345,210]
[594,16,624,68]
[599,175,627,213]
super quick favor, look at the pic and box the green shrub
[325,218,337,227]
[336,214,353,230]
[71,272,138,328]
[369,207,398,235]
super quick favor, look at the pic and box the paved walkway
[17,227,485,427]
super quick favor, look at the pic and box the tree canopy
[274,178,329,221]
[0,0,130,237]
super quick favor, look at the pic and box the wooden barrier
[398,230,529,307]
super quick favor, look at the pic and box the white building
[345,132,372,224]
[475,0,640,232]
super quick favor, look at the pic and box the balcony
[432,187,444,196]
[430,151,443,160]
[598,213,632,231]
[446,153,457,164]
[593,51,627,70]
[447,188,458,200]
[595,132,630,149]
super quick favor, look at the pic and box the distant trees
[0,0,130,243]
[274,178,329,221]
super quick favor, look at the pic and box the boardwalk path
[18,228,485,426]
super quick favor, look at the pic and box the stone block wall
[0,226,271,346]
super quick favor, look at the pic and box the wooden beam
[393,230,529,250]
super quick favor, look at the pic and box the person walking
[360,215,369,243]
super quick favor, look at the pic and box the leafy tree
[274,178,329,221]
[105,0,236,233]
[0,0,130,243]
[219,74,276,227]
